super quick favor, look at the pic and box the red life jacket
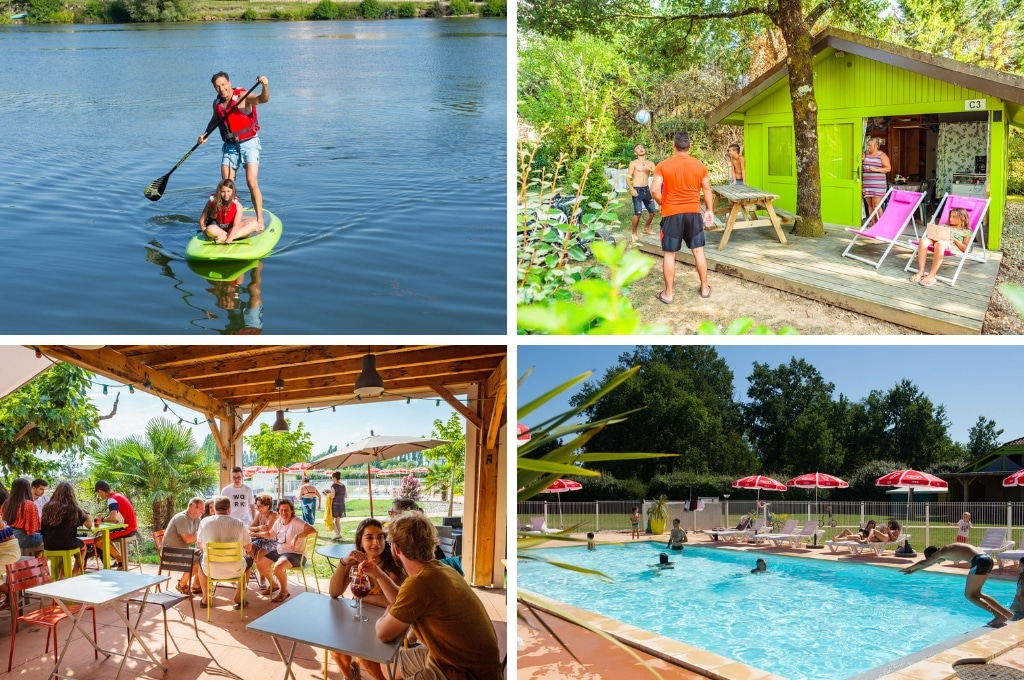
[215,87,260,144]
[208,196,240,227]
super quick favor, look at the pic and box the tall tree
[423,413,466,517]
[893,0,1024,71]
[245,420,314,499]
[965,416,1004,460]
[0,363,102,479]
[520,0,889,237]
[571,346,752,479]
[742,358,837,476]
[858,380,956,469]
[88,418,218,532]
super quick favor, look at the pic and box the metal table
[247,591,405,680]
[27,570,169,680]
[710,184,789,250]
[314,541,354,571]
[79,522,128,570]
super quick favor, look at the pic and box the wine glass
[349,567,371,621]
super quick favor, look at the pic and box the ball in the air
[636,109,651,124]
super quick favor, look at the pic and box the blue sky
[518,344,1023,446]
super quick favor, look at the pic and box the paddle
[143,80,261,202]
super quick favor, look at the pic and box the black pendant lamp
[272,373,289,432]
[354,354,385,397]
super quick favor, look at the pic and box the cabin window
[767,125,794,177]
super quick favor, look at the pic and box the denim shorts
[222,137,261,169]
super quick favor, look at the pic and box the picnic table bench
[710,184,792,250]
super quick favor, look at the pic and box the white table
[27,570,169,680]
[247,591,405,680]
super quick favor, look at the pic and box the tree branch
[611,6,770,22]
[804,1,831,28]
[97,393,119,422]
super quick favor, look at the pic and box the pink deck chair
[904,193,990,286]
[842,189,925,269]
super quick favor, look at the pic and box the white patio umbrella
[310,433,450,517]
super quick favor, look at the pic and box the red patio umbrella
[287,462,314,472]
[876,469,948,550]
[787,472,849,547]
[411,467,429,474]
[543,479,583,527]
[732,475,787,523]
[517,423,531,447]
[1003,469,1024,487]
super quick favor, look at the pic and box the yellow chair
[43,547,84,580]
[204,542,247,620]
[285,532,320,594]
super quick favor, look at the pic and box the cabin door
[818,120,860,227]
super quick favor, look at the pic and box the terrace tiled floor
[0,561,506,680]
[517,532,1024,680]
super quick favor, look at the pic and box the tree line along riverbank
[2,0,505,24]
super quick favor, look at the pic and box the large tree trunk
[776,0,824,237]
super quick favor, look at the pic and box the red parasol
[876,469,948,539]
[543,479,582,526]
[517,423,531,447]
[787,472,849,546]
[287,462,314,472]
[411,467,429,474]
[732,475,787,521]
[1002,469,1024,487]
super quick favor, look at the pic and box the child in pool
[666,518,687,551]
[199,178,261,245]
[750,558,767,574]
[586,532,595,551]
[649,552,674,569]
[911,207,971,287]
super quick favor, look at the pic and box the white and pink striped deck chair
[904,193,990,286]
[842,188,926,269]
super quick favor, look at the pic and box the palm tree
[89,417,218,532]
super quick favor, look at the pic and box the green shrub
[28,0,62,22]
[359,0,383,17]
[480,0,504,15]
[423,0,445,16]
[448,0,471,14]
[335,2,359,17]
[396,1,416,16]
[240,6,257,20]
[106,0,131,21]
[309,0,338,19]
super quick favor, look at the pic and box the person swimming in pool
[666,518,687,551]
[902,543,1014,627]
[750,558,767,574]
[649,552,674,570]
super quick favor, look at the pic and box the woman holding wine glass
[328,518,405,680]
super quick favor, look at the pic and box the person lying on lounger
[910,207,971,287]
[866,520,901,543]
[832,520,876,542]
[902,543,1014,627]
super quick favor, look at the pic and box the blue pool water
[518,544,1017,680]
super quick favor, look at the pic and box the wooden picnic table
[710,184,789,250]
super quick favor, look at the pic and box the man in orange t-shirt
[651,131,715,302]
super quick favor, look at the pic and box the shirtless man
[727,144,746,185]
[198,73,270,231]
[626,144,658,241]
[902,543,1014,627]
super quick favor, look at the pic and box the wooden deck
[636,222,1001,334]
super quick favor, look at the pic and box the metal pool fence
[517,499,1024,548]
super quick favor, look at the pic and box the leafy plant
[696,318,799,335]
[309,0,338,19]
[1000,283,1024,318]
[448,0,471,14]
[647,494,669,521]
[245,420,314,499]
[359,0,384,17]
[396,2,416,16]
[240,6,257,20]
[479,0,504,15]
[518,366,674,676]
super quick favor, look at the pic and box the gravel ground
[982,200,1024,334]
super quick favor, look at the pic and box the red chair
[5,557,98,672]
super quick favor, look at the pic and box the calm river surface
[0,19,506,334]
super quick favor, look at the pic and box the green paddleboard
[187,259,259,282]
[185,208,282,262]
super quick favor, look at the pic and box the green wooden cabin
[707,28,1024,249]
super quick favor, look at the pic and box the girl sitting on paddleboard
[199,178,260,244]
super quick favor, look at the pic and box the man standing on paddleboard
[198,72,270,231]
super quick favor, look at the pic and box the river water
[0,19,506,334]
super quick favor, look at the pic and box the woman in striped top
[862,137,891,224]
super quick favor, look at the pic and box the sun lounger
[710,518,766,543]
[527,517,562,534]
[992,549,1024,570]
[768,520,821,548]
[849,533,911,557]
[824,539,863,554]
[977,527,1015,565]
[749,519,798,545]
[904,193,990,286]
[842,188,925,268]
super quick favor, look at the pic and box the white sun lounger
[750,519,798,545]
[710,518,766,543]
[849,533,912,557]
[768,520,822,548]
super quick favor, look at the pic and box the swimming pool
[518,544,1017,680]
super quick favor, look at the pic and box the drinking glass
[349,567,371,621]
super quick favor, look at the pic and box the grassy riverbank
[2,0,504,24]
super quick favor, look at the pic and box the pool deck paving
[518,531,1024,680]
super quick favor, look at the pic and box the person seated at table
[94,480,137,568]
[329,518,406,680]
[254,498,316,603]
[1,478,43,550]
[248,493,278,587]
[365,511,503,680]
[197,495,253,610]
[388,498,446,560]
[163,497,205,594]
[832,519,876,542]
[39,482,90,578]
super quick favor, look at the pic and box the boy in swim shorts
[902,543,1013,627]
